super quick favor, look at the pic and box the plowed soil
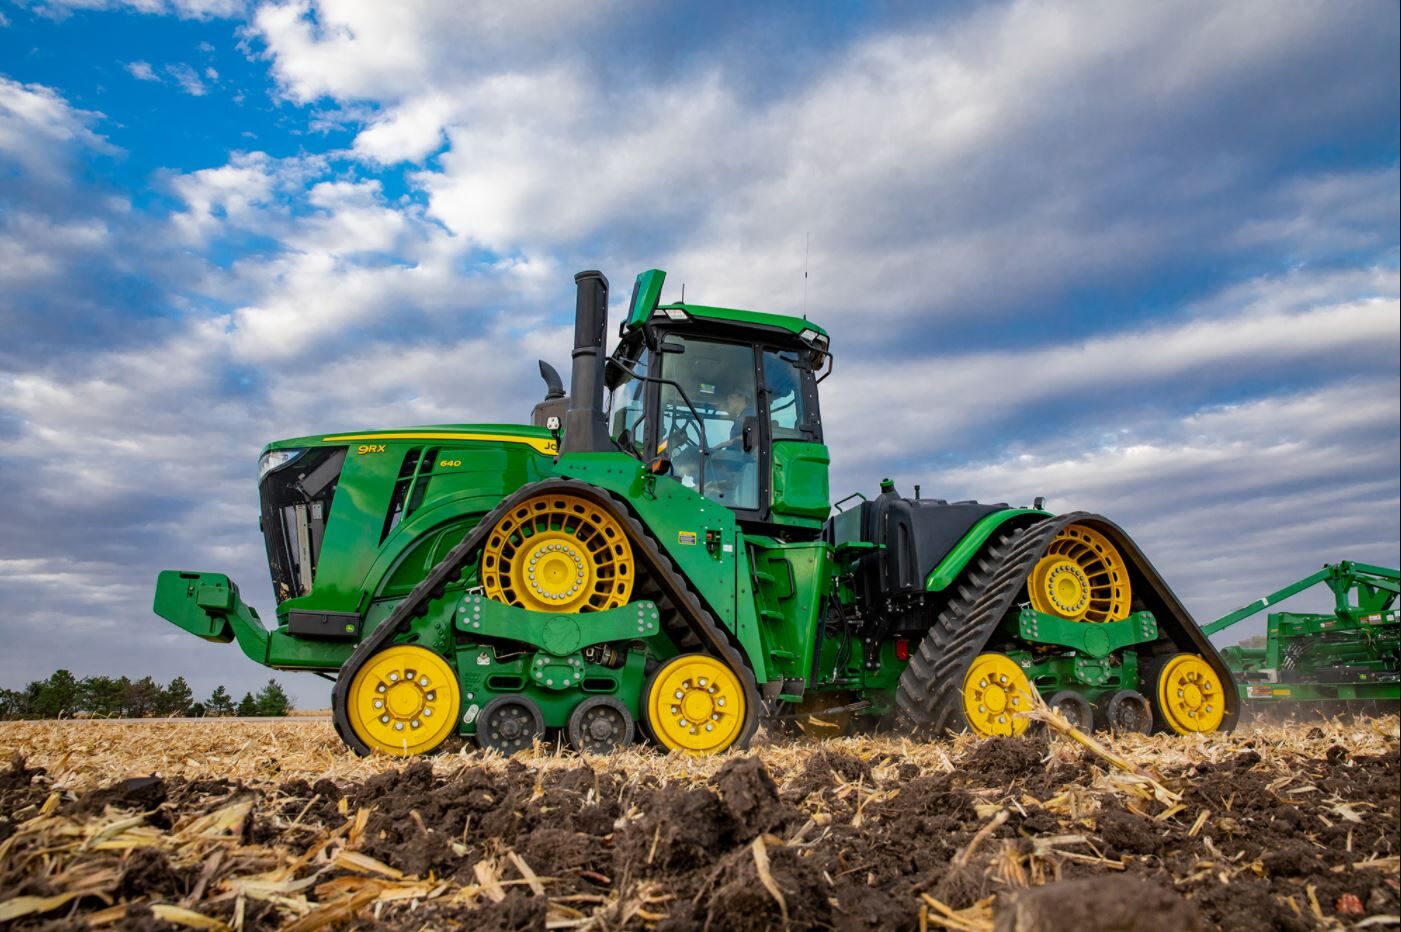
[0,715,1397,930]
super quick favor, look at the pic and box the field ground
[1,716,1397,931]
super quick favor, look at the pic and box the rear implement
[1206,562,1399,713]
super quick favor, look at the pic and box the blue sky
[1,0,1397,707]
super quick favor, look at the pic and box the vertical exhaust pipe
[559,270,610,454]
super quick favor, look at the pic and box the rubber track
[331,477,760,756]
[895,512,1090,733]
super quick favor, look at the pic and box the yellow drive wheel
[1028,523,1131,622]
[347,645,461,756]
[962,653,1035,737]
[1155,654,1226,734]
[481,493,634,613]
[644,654,747,755]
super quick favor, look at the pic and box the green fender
[924,509,1050,592]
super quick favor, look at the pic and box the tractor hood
[259,424,556,461]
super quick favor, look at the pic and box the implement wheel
[1153,654,1226,734]
[962,653,1036,737]
[1028,523,1131,622]
[346,645,461,756]
[481,493,634,612]
[644,654,748,755]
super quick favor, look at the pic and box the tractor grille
[260,447,345,603]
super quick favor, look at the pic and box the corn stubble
[0,714,1396,930]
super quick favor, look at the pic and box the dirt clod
[994,877,1202,932]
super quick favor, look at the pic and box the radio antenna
[803,232,810,318]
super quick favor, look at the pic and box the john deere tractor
[154,270,1238,755]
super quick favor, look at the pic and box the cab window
[607,348,650,456]
[763,349,816,441]
[658,338,760,510]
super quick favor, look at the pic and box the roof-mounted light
[661,307,689,321]
[799,328,829,350]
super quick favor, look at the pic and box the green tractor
[154,269,1238,756]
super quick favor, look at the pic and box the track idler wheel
[1028,523,1131,622]
[1152,654,1226,734]
[567,697,635,754]
[1047,690,1094,732]
[1101,689,1153,734]
[643,654,748,755]
[962,653,1036,737]
[480,492,634,612]
[346,645,461,756]
[476,696,545,755]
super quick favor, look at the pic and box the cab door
[763,348,830,526]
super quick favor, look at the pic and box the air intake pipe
[559,270,611,454]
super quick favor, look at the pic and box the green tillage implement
[1204,562,1400,707]
[154,267,1242,757]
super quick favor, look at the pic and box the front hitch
[153,570,271,665]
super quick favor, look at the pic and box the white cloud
[126,60,159,81]
[166,150,306,242]
[0,76,114,181]
[350,92,453,164]
[0,212,111,287]
[1230,166,1401,256]
[242,1,1401,373]
[252,0,616,104]
[822,266,1401,468]
[35,0,244,19]
[166,62,208,96]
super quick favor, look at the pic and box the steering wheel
[664,415,706,460]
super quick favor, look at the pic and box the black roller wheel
[1048,690,1095,732]
[567,697,635,754]
[476,696,545,755]
[1102,689,1153,734]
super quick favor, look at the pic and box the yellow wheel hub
[962,653,1034,737]
[646,654,746,755]
[1029,523,1131,622]
[481,493,633,613]
[347,645,461,756]
[1156,654,1226,734]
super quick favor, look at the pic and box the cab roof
[656,302,829,339]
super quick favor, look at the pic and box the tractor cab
[598,270,833,532]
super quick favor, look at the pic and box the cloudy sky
[1,0,1397,707]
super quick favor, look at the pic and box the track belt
[895,511,1239,734]
[332,478,760,755]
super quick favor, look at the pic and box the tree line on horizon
[0,670,292,720]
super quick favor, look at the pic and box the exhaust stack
[559,270,611,454]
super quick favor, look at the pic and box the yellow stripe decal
[322,432,558,455]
